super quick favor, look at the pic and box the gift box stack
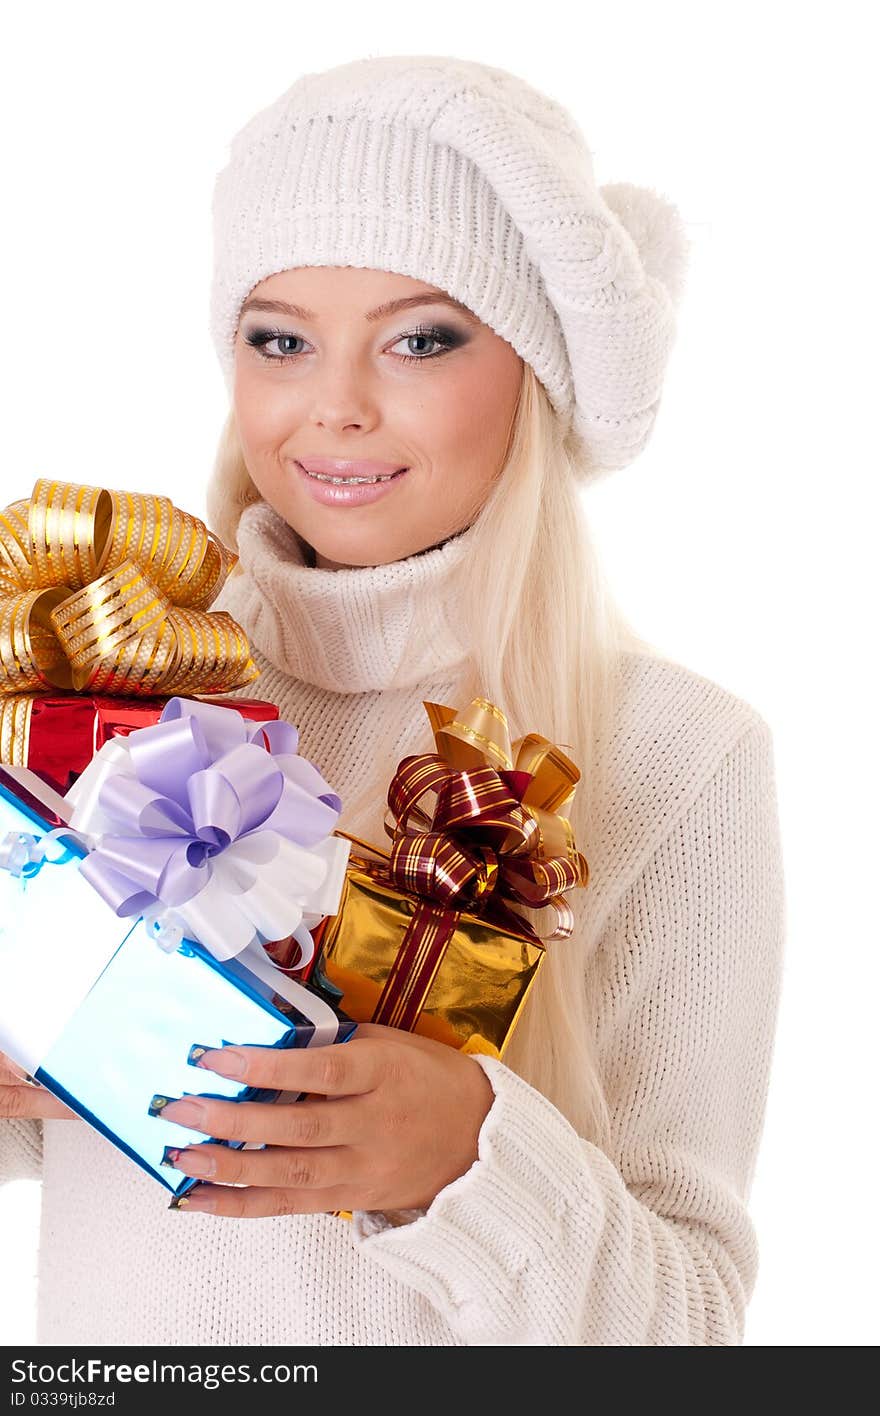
[0,477,355,1203]
[0,476,593,1213]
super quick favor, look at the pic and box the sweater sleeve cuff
[349,1055,597,1311]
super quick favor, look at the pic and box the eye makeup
[241,320,468,366]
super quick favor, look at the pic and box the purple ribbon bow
[63,697,345,961]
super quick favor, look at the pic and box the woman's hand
[155,1023,496,1217]
[0,1049,79,1120]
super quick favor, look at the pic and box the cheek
[392,364,514,518]
[411,366,504,456]
[233,365,298,454]
[432,366,516,476]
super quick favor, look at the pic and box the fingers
[0,1051,30,1086]
[0,1051,79,1119]
[167,1140,367,1193]
[167,1092,370,1149]
[154,1091,371,1147]
[171,1182,357,1218]
[190,1035,392,1099]
[0,1083,79,1121]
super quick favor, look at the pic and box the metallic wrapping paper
[302,695,591,1065]
[0,476,267,791]
[0,692,280,803]
[313,850,545,1060]
[0,477,259,700]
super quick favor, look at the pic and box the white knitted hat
[210,55,691,480]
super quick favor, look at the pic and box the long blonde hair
[207,363,661,1151]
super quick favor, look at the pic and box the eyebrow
[238,291,482,326]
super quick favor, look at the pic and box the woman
[0,54,785,1346]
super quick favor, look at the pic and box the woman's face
[232,265,523,568]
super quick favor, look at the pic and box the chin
[306,529,414,569]
[322,548,401,569]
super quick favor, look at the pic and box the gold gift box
[305,695,590,1064]
[312,834,546,1061]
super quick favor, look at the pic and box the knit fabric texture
[0,511,786,1345]
[209,54,691,479]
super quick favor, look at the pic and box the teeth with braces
[304,470,404,484]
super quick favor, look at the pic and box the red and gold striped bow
[382,696,589,940]
[0,478,259,699]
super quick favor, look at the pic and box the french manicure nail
[206,1049,246,1078]
[177,1149,216,1176]
[187,1041,245,1075]
[168,1189,216,1212]
[148,1094,206,1125]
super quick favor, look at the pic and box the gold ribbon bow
[333,696,590,1034]
[0,478,259,699]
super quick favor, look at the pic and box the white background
[1,0,877,1348]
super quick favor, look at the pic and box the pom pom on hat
[600,181,692,311]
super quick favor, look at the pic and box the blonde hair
[207,363,661,1150]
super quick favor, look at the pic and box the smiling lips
[294,458,411,507]
[296,456,406,482]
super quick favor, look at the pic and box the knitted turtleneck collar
[214,500,476,694]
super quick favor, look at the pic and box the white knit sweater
[0,502,786,1346]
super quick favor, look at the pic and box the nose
[304,357,381,434]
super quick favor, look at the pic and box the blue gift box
[0,770,356,1200]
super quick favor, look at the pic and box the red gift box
[0,693,279,818]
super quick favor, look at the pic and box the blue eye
[243,323,461,365]
[390,326,457,363]
[243,329,306,361]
